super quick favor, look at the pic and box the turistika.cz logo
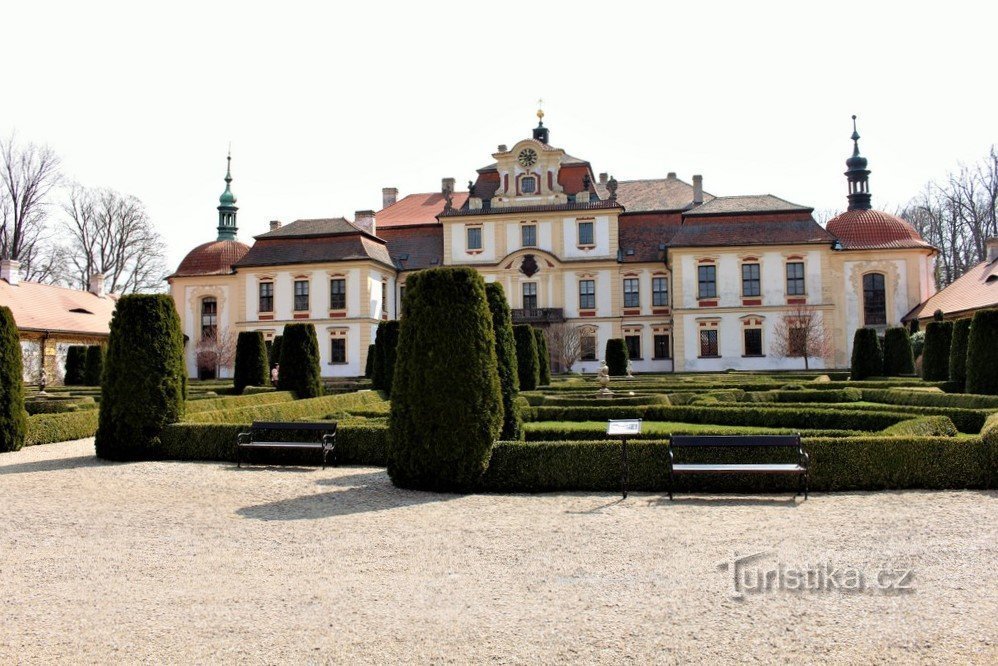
[718,551,915,599]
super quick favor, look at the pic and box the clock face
[517,148,538,168]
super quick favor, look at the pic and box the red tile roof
[378,225,444,271]
[0,279,117,335]
[684,194,808,216]
[234,235,393,269]
[826,209,932,250]
[669,212,834,248]
[618,212,682,263]
[598,176,715,212]
[170,240,250,278]
[904,257,998,321]
[377,192,469,228]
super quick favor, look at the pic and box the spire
[532,98,550,144]
[216,148,239,241]
[844,115,872,211]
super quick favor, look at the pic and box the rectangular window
[200,298,217,339]
[521,177,536,194]
[467,227,482,250]
[625,335,641,360]
[652,277,669,307]
[578,221,594,246]
[522,282,537,310]
[786,262,806,296]
[381,282,388,316]
[579,279,596,310]
[581,334,597,361]
[744,328,763,356]
[521,224,536,247]
[623,278,640,308]
[653,334,671,359]
[699,329,719,357]
[330,278,346,310]
[698,265,717,299]
[294,280,309,312]
[742,263,761,297]
[863,273,887,326]
[330,338,346,364]
[258,282,273,313]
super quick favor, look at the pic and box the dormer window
[520,176,537,194]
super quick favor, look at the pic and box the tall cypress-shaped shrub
[850,328,883,380]
[373,321,400,396]
[882,327,915,376]
[95,295,186,460]
[948,318,971,389]
[233,331,269,394]
[84,345,104,386]
[966,309,998,394]
[605,338,628,376]
[270,335,283,368]
[389,267,502,490]
[64,346,87,385]
[921,321,953,381]
[364,344,376,378]
[279,323,322,399]
[513,324,539,391]
[0,306,26,452]
[486,283,521,441]
[534,328,551,386]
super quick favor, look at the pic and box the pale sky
[5,0,996,272]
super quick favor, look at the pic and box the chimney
[355,210,376,235]
[382,187,398,209]
[498,144,508,153]
[442,177,455,195]
[89,272,105,298]
[987,237,998,262]
[667,172,677,179]
[269,220,282,231]
[692,174,704,205]
[0,259,20,286]
[599,172,608,185]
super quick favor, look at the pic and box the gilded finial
[537,98,544,121]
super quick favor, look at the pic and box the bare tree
[195,326,237,378]
[0,134,62,270]
[61,184,167,293]
[545,322,594,373]
[770,304,833,370]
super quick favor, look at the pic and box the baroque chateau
[169,113,937,379]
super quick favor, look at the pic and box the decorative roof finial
[532,99,550,143]
[217,148,238,240]
[844,115,872,211]
[537,98,544,123]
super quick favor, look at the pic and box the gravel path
[1,439,996,664]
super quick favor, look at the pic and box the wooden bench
[667,435,809,500]
[236,421,337,469]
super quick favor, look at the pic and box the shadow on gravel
[0,455,105,476]
[315,470,388,487]
[654,496,802,508]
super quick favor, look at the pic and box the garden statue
[596,360,613,398]
[626,360,634,378]
[38,368,49,396]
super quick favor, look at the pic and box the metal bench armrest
[321,433,336,450]
[237,432,253,445]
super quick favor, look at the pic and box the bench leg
[237,446,241,468]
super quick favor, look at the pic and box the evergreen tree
[0,306,26,452]
[921,321,953,381]
[364,343,376,379]
[63,346,87,385]
[486,283,521,440]
[605,338,629,376]
[882,327,915,376]
[966,309,998,394]
[270,335,283,368]
[850,328,883,380]
[513,324,540,391]
[279,323,323,399]
[373,321,400,396]
[533,328,551,386]
[233,331,270,394]
[84,345,105,386]
[948,318,972,389]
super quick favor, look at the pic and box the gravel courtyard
[1,439,995,664]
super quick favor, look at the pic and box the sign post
[607,419,642,499]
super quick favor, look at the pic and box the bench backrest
[669,434,800,448]
[251,421,337,433]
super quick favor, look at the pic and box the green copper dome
[219,154,237,207]
[216,152,239,241]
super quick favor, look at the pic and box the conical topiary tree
[850,328,883,380]
[921,320,953,381]
[389,267,502,491]
[948,318,971,389]
[966,309,998,395]
[95,295,186,460]
[605,338,628,376]
[64,345,87,385]
[0,306,26,452]
[84,345,105,386]
[233,331,270,394]
[270,334,283,369]
[486,282,521,441]
[513,324,539,391]
[533,328,551,386]
[279,323,322,399]
[364,343,376,379]
[373,320,400,396]
[882,327,915,376]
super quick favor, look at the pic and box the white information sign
[607,419,642,436]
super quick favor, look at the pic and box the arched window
[201,297,218,339]
[863,273,886,326]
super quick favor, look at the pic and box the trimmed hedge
[745,388,862,403]
[524,424,863,441]
[26,400,85,415]
[95,294,186,461]
[513,324,540,391]
[280,323,322,399]
[183,391,383,424]
[948,318,971,389]
[372,320,400,396]
[84,345,104,386]
[64,346,88,385]
[486,282,522,441]
[184,391,296,414]
[25,410,100,446]
[605,338,628,376]
[861,388,998,410]
[534,328,551,386]
[921,321,953,381]
[233,331,270,394]
[881,416,958,437]
[850,328,883,380]
[539,394,671,407]
[389,267,502,491]
[882,327,915,376]
[966,309,998,395]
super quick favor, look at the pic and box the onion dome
[827,209,931,250]
[171,240,250,278]
[217,150,239,241]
